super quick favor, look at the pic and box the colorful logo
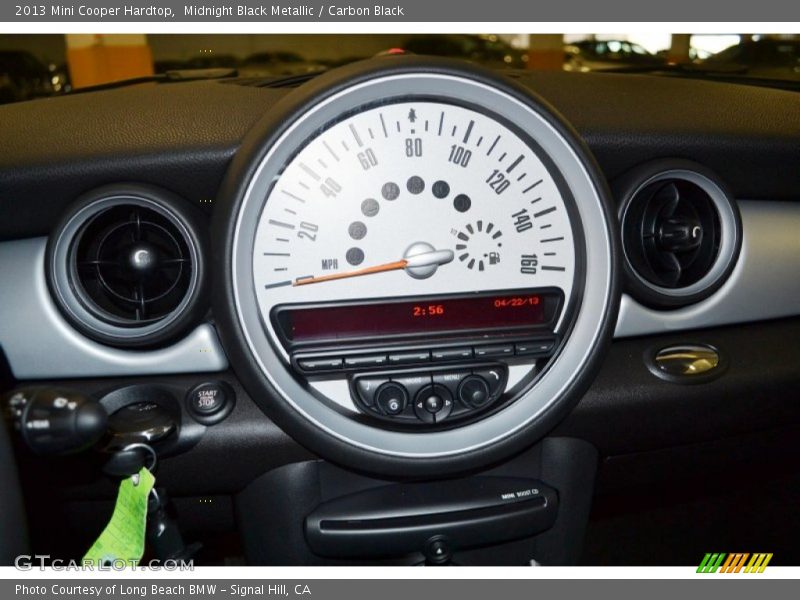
[697,553,773,573]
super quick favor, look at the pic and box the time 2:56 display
[413,304,445,317]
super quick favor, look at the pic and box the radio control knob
[413,384,452,423]
[424,394,444,413]
[458,376,492,409]
[374,382,408,416]
[472,367,507,401]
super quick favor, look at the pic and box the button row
[297,338,555,373]
[352,366,508,425]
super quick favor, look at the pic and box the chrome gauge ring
[214,57,619,476]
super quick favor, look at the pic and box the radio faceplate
[288,314,557,427]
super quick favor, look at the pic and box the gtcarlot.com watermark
[14,554,194,571]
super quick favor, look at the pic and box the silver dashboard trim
[0,237,228,379]
[1,205,793,377]
[615,200,800,338]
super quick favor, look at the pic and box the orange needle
[294,259,409,286]
[292,247,454,286]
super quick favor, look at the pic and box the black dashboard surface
[3,64,799,566]
[1,69,799,242]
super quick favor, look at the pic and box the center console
[236,437,597,565]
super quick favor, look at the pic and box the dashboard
[1,55,800,565]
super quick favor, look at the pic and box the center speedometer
[214,57,619,477]
[254,100,576,320]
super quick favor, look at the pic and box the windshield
[0,33,798,104]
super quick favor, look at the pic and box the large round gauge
[255,100,576,316]
[214,57,619,477]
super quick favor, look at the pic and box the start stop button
[186,381,235,425]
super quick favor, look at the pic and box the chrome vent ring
[47,185,208,348]
[617,160,742,308]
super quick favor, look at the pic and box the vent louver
[74,205,192,324]
[624,178,721,289]
[47,185,207,347]
[617,162,742,308]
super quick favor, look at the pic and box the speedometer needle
[293,245,454,286]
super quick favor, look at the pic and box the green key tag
[83,467,155,566]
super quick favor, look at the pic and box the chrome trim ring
[229,70,616,459]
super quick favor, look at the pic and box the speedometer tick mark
[298,182,310,190]
[269,219,295,230]
[530,197,542,204]
[273,268,288,272]
[498,152,507,162]
[341,140,349,151]
[396,121,401,133]
[523,179,543,193]
[379,114,389,137]
[263,252,290,257]
[487,135,500,155]
[300,163,321,181]
[322,141,340,162]
[451,125,457,137]
[349,124,363,147]
[476,136,483,147]
[533,207,557,218]
[541,266,566,272]
[438,112,444,136]
[284,208,297,215]
[541,236,564,243]
[463,120,474,144]
[540,224,552,230]
[317,158,327,169]
[368,128,374,140]
[264,281,291,290]
[281,190,306,203]
[517,173,527,182]
[506,155,523,173]
[459,253,468,262]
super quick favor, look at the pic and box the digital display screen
[274,291,561,344]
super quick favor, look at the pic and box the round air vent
[617,160,742,308]
[47,184,208,347]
